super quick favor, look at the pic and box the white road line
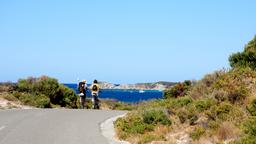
[0,126,6,131]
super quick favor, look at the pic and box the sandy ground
[0,98,32,110]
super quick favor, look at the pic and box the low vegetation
[0,76,79,108]
[114,35,256,144]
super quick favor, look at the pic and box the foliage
[190,126,206,140]
[164,80,192,99]
[229,36,256,69]
[236,116,256,144]
[142,109,171,126]
[194,98,216,112]
[188,70,226,99]
[14,92,50,108]
[242,116,256,136]
[213,68,255,104]
[114,109,171,143]
[247,99,256,116]
[177,104,198,125]
[16,76,78,108]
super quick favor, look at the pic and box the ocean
[64,83,163,103]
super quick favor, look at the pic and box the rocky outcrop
[99,81,176,90]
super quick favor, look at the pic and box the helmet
[82,80,87,83]
[93,80,98,83]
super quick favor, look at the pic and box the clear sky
[0,0,255,84]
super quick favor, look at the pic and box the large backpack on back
[92,84,98,91]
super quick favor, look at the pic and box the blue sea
[64,84,163,103]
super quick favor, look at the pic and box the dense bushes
[15,76,78,108]
[142,109,171,126]
[114,109,171,142]
[229,36,256,69]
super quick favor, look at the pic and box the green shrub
[17,77,36,92]
[167,96,193,110]
[236,117,256,144]
[142,109,171,126]
[58,84,78,108]
[236,135,256,144]
[16,76,78,108]
[177,105,198,125]
[34,94,51,108]
[114,113,153,137]
[206,102,232,121]
[190,126,205,140]
[242,116,256,136]
[164,80,192,99]
[229,36,256,69]
[247,99,256,116]
[195,98,215,112]
[16,93,50,108]
[208,120,219,130]
[114,109,171,141]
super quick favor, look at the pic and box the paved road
[0,109,126,144]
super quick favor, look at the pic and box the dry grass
[216,122,241,141]
[154,125,171,136]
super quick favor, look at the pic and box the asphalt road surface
[0,109,126,144]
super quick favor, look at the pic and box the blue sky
[0,0,255,84]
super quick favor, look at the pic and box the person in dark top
[78,80,88,109]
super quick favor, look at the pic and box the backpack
[92,84,98,91]
[78,82,85,93]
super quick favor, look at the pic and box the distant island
[99,81,177,90]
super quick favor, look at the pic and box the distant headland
[99,81,177,90]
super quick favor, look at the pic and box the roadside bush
[17,93,51,108]
[114,109,171,141]
[142,109,171,126]
[115,113,153,139]
[33,94,51,108]
[58,84,78,108]
[16,76,78,108]
[34,76,60,103]
[17,77,36,92]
